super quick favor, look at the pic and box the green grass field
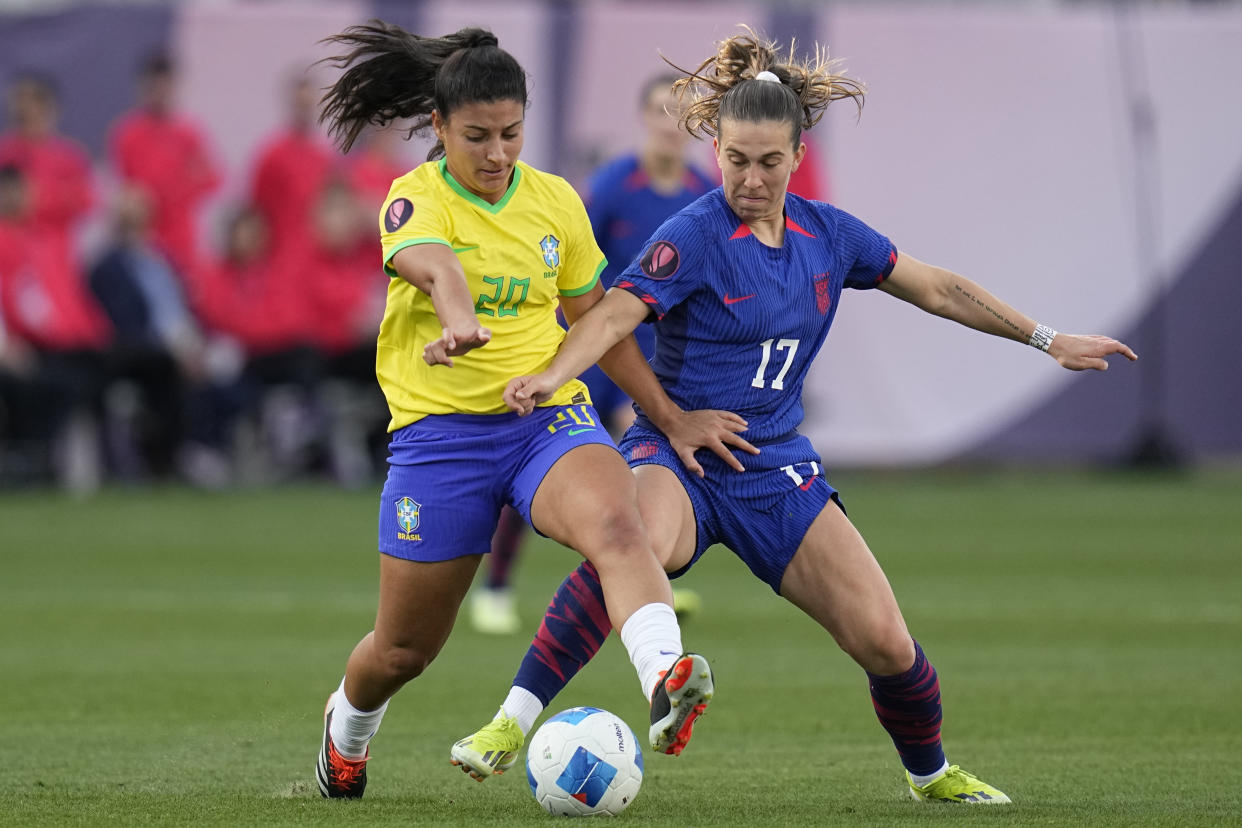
[3,468,1240,826]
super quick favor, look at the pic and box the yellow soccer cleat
[907,765,1011,804]
[450,711,523,781]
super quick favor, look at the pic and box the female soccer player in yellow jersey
[310,22,722,799]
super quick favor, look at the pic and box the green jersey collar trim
[439,158,522,213]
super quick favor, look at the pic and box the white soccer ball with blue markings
[525,707,643,816]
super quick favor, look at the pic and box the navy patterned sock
[867,640,947,776]
[513,561,611,706]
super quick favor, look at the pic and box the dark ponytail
[319,20,527,158]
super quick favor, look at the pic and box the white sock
[499,686,544,735]
[328,678,388,760]
[618,602,683,701]
[909,760,951,787]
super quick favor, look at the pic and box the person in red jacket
[0,74,94,249]
[344,125,410,216]
[0,166,109,356]
[297,181,379,354]
[109,52,221,282]
[192,206,304,355]
[291,179,388,485]
[192,206,323,480]
[250,74,337,259]
[0,164,108,489]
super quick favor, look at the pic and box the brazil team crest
[539,234,561,268]
[395,496,421,539]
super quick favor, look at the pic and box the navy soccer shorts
[618,422,843,593]
[378,405,614,561]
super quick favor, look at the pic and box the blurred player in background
[0,75,106,488]
[311,20,714,799]
[249,73,336,259]
[467,73,715,636]
[465,26,1138,805]
[87,187,206,481]
[191,205,323,482]
[344,124,411,212]
[0,163,110,490]
[110,51,221,282]
[0,74,94,259]
[299,177,388,487]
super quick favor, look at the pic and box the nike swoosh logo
[452,245,479,254]
[723,293,755,304]
[799,475,818,491]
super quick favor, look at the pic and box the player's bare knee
[573,506,648,560]
[837,622,914,675]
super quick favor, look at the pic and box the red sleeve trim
[876,245,898,285]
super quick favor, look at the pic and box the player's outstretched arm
[390,244,491,366]
[879,252,1137,371]
[559,286,651,383]
[505,286,649,416]
[503,287,638,414]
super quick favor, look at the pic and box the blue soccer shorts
[378,404,615,561]
[617,423,843,593]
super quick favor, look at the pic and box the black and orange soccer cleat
[649,653,714,755]
[316,698,369,799]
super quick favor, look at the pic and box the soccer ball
[525,707,644,816]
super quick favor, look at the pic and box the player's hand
[423,324,492,366]
[1048,334,1138,371]
[662,409,760,477]
[504,373,559,416]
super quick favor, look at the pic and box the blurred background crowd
[0,55,398,492]
[1,0,1240,495]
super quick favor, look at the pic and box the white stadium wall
[804,6,1242,465]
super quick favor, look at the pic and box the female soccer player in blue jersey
[459,27,1137,804]
[310,21,717,799]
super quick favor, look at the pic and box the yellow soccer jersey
[377,158,605,430]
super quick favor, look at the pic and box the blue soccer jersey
[616,188,897,444]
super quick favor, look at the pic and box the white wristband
[1028,323,1057,352]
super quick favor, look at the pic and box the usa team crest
[395,496,421,540]
[540,234,561,268]
[813,271,832,314]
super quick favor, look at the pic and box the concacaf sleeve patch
[384,198,414,232]
[639,240,680,280]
